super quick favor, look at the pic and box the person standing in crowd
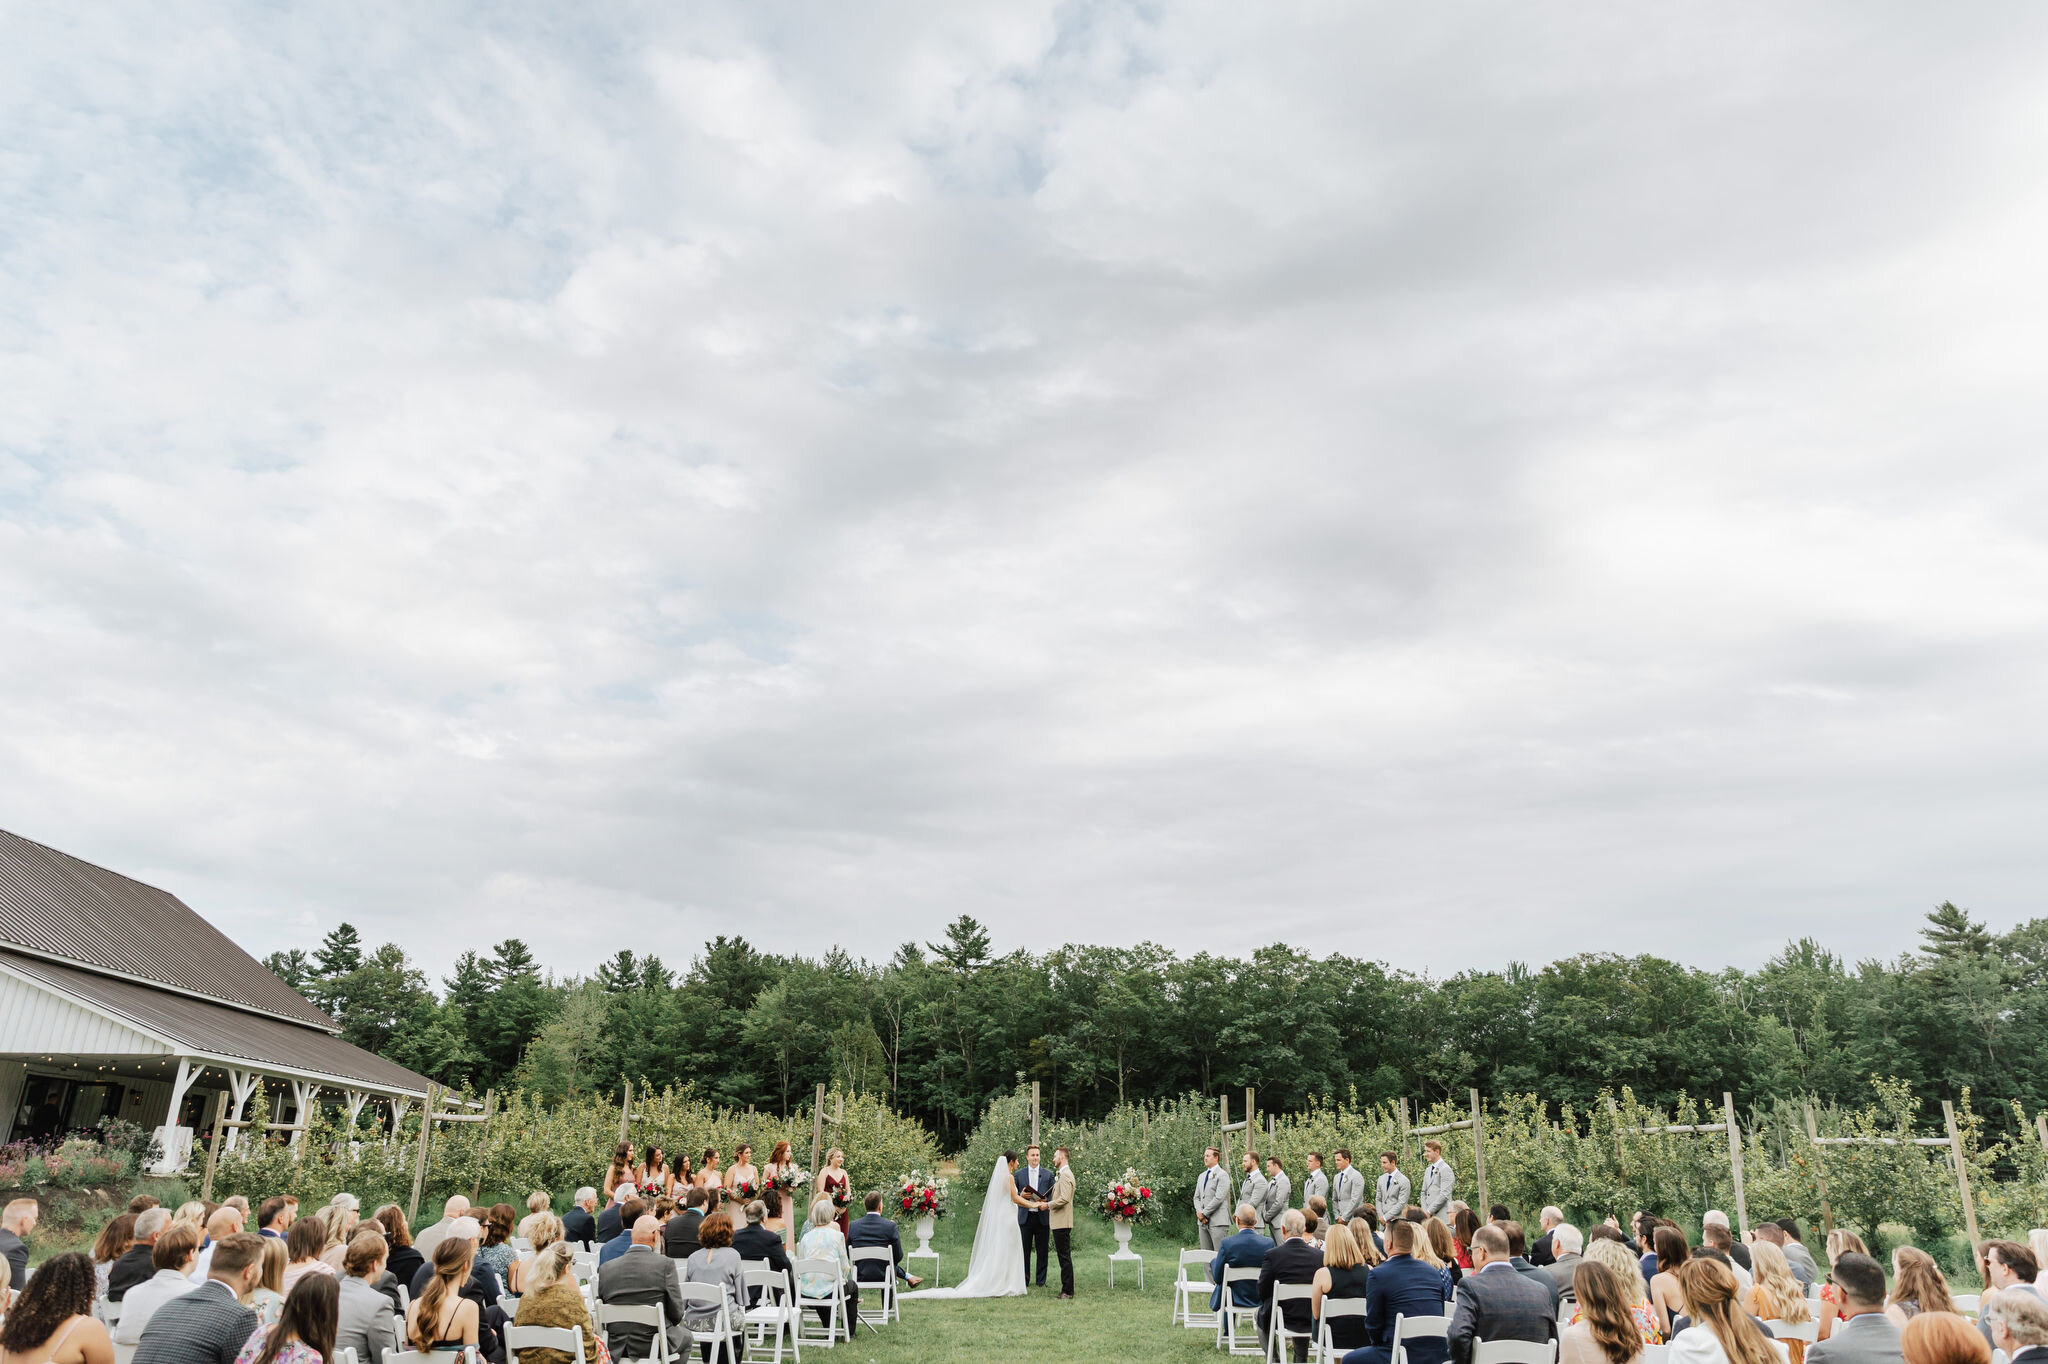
[764,1141,797,1193]
[727,1144,762,1206]
[512,1242,603,1364]
[1901,1312,1991,1364]
[1241,1151,1271,1237]
[1196,1147,1232,1252]
[0,1199,38,1287]
[134,1232,265,1364]
[817,1148,851,1234]
[1562,1260,1649,1364]
[696,1148,722,1193]
[1264,1157,1293,1237]
[1302,1153,1330,1212]
[1047,1145,1077,1299]
[1373,1154,1410,1227]
[562,1187,599,1249]
[1448,1224,1556,1364]
[0,1251,112,1364]
[603,1142,636,1202]
[1422,1142,1456,1223]
[639,1146,674,1200]
[233,1274,336,1364]
[335,1229,397,1364]
[1806,1254,1900,1364]
[1329,1151,1364,1226]
[114,1222,201,1348]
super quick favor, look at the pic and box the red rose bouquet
[1098,1167,1155,1224]
[898,1169,950,1219]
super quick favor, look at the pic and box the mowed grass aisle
[845,1214,1226,1364]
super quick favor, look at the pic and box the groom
[1015,1142,1055,1288]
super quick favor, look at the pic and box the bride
[901,1150,1031,1299]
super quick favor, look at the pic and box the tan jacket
[1048,1165,1076,1231]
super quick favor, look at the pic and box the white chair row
[1764,1319,1821,1344]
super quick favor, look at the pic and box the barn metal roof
[0,829,337,1031]
[0,951,433,1095]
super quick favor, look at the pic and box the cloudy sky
[5,4,2047,985]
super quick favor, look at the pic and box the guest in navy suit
[1212,1205,1271,1312]
[1014,1144,1056,1289]
[1349,1217,1454,1364]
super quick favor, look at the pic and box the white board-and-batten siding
[0,968,170,1056]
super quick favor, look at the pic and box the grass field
[843,1212,1228,1364]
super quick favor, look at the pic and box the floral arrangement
[727,1178,758,1203]
[898,1169,949,1219]
[1098,1168,1154,1223]
[769,1165,812,1197]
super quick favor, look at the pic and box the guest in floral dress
[235,1273,338,1364]
[796,1199,859,1335]
[1573,1238,1664,1344]
[250,1237,290,1330]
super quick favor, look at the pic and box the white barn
[0,829,433,1170]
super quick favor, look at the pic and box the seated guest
[509,1212,563,1294]
[732,1201,794,1306]
[1575,1237,1661,1344]
[1211,1204,1269,1312]
[92,1214,137,1300]
[375,1205,423,1292]
[1701,1225,1753,1298]
[1258,1209,1323,1362]
[1745,1244,1812,1364]
[1904,1309,1990,1364]
[1353,1217,1453,1364]
[335,1230,397,1364]
[512,1242,603,1364]
[413,1195,469,1262]
[601,1216,692,1362]
[664,1187,706,1261]
[255,1198,293,1241]
[115,1222,202,1347]
[250,1239,287,1331]
[1531,1208,1565,1267]
[848,1192,922,1287]
[189,1208,245,1282]
[1887,1247,1954,1328]
[110,1207,170,1302]
[1563,1260,1649,1364]
[1545,1223,1586,1297]
[280,1218,334,1295]
[476,1204,519,1289]
[134,1233,265,1364]
[595,1188,632,1246]
[562,1188,599,1249]
[795,1199,859,1332]
[1704,1213,1751,1271]
[1804,1255,1895,1364]
[599,1198,648,1267]
[682,1216,747,1356]
[234,1273,337,1364]
[405,1239,480,1360]
[1310,1223,1372,1356]
[0,1251,114,1364]
[1670,1258,1788,1364]
[1505,1221,1561,1312]
[1449,1224,1557,1364]
[406,1220,500,1360]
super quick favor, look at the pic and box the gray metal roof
[0,951,433,1095]
[0,829,336,1031]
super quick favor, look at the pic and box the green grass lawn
[843,1214,1229,1364]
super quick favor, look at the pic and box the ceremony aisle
[863,1212,1221,1363]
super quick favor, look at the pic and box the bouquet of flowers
[728,1178,758,1203]
[770,1166,812,1197]
[898,1169,950,1219]
[1098,1168,1154,1223]
[831,1183,852,1210]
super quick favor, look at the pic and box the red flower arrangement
[1097,1167,1156,1224]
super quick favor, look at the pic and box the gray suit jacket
[1422,1159,1456,1218]
[1239,1170,1270,1228]
[1262,1172,1292,1227]
[1376,1169,1413,1222]
[1194,1165,1231,1225]
[1331,1166,1366,1223]
[337,1276,398,1364]
[1302,1168,1330,1209]
[133,1279,259,1364]
[1807,1312,1904,1364]
[597,1244,688,1359]
[1448,1264,1558,1364]
[1543,1252,1583,1296]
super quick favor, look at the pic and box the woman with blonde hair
[1887,1246,1955,1327]
[172,1201,207,1233]
[318,1206,359,1270]
[251,1237,289,1330]
[510,1241,602,1364]
[1413,1217,1458,1296]
[1576,1237,1660,1342]
[1348,1217,1384,1267]
[1744,1241,1812,1362]
[2028,1230,2048,1272]
[1669,1257,1788,1364]
[1901,1311,1992,1364]
[1563,1260,1649,1364]
[1311,1223,1373,1353]
[1815,1229,1870,1342]
[405,1237,480,1355]
[509,1212,564,1294]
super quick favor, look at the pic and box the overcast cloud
[4,3,2047,983]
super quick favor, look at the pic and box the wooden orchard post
[809,1082,826,1178]
[1220,1094,1231,1166]
[1031,1081,1041,1148]
[1724,1092,1749,1234]
[1245,1089,1256,1154]
[197,1089,228,1202]
[1469,1089,1490,1213]
[617,1079,633,1145]
[470,1089,498,1202]
[1803,1104,1834,1234]
[1943,1100,1983,1249]
[408,1083,441,1223]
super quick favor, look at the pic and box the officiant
[1015,1143,1055,1288]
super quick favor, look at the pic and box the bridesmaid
[819,1148,852,1235]
[602,1141,635,1200]
[726,1143,760,1204]
[639,1145,673,1199]
[671,1151,694,1193]
[696,1148,722,1192]
[763,1141,796,1194]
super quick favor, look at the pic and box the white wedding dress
[900,1155,1027,1299]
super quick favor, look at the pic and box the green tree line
[263,902,2048,1144]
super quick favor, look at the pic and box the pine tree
[1921,902,1993,959]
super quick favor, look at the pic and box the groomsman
[1301,1153,1329,1211]
[1376,1152,1412,1224]
[1421,1139,1456,1222]
[1239,1151,1270,1234]
[1195,1147,1232,1251]
[1330,1150,1365,1224]
[1261,1157,1291,1234]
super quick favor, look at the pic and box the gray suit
[1422,1159,1455,1220]
[1448,1263,1557,1364]
[1301,1167,1329,1211]
[596,1243,692,1359]
[1239,1169,1270,1231]
[1262,1172,1292,1231]
[1807,1312,1904,1364]
[1375,1168,1412,1223]
[1194,1165,1232,1251]
[1330,1165,1366,1224]
[1543,1252,1582,1297]
[337,1276,398,1364]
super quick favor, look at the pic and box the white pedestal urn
[913,1215,936,1257]
[1114,1219,1133,1251]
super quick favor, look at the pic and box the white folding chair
[397,1282,412,1314]
[1954,1296,1982,1318]
[677,1283,743,1364]
[849,1248,898,1326]
[597,1301,673,1364]
[1174,1249,1218,1329]
[1763,1320,1819,1343]
[1640,1346,1670,1364]
[102,1300,123,1327]
[790,1259,848,1349]
[1472,1340,1559,1364]
[336,1350,359,1364]
[1392,1312,1452,1364]
[1316,1301,1372,1364]
[508,1324,587,1364]
[387,1354,458,1364]
[112,1347,137,1364]
[743,1266,802,1364]
[500,1292,522,1315]
[1217,1265,1264,1355]
[510,1237,536,1254]
[1267,1283,1317,1364]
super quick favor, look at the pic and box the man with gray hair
[110,1205,171,1301]
[1257,1209,1324,1361]
[1986,1283,2048,1364]
[1701,1210,1750,1270]
[1530,1206,1565,1266]
[563,1186,599,1248]
[1542,1224,1583,1295]
[1209,1205,1269,1313]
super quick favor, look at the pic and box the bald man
[596,1215,691,1360]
